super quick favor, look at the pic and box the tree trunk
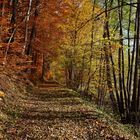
[103,0,117,113]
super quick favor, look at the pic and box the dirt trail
[3,81,131,140]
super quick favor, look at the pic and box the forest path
[4,81,129,140]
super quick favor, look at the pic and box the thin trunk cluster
[103,0,140,125]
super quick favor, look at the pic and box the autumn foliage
[0,0,140,127]
[0,0,69,79]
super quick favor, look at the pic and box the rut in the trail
[4,81,131,140]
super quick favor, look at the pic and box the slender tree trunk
[26,0,39,55]
[79,47,86,91]
[27,0,39,79]
[0,0,5,43]
[131,0,140,125]
[127,0,132,95]
[3,0,17,64]
[85,3,95,93]
[10,0,17,42]
[128,7,138,123]
[104,0,121,115]
[117,0,130,122]
[103,0,117,113]
[23,0,33,54]
[98,52,106,107]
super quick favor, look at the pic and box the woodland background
[0,0,140,129]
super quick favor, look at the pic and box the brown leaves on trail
[2,85,136,140]
[3,117,130,140]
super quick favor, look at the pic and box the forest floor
[0,81,139,140]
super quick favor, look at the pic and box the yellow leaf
[0,91,5,98]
